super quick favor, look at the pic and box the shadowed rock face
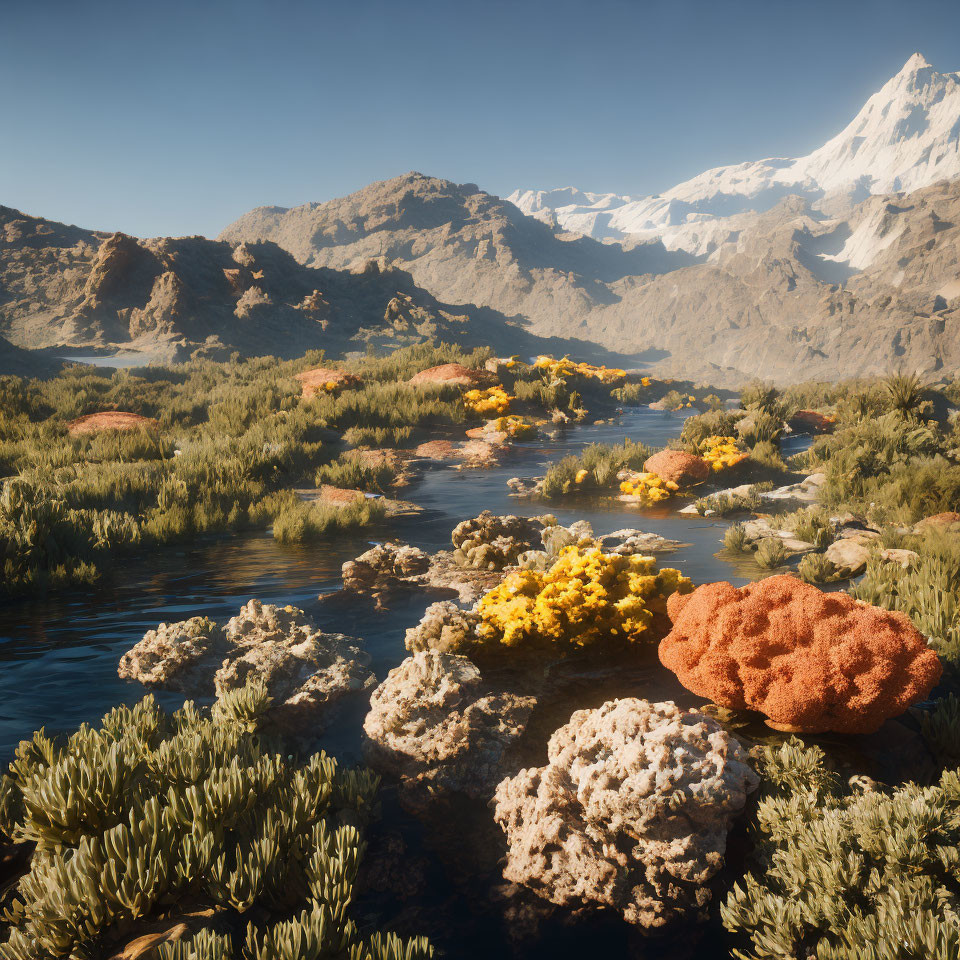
[222,172,960,386]
[0,205,534,364]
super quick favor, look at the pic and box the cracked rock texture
[119,599,375,731]
[363,651,536,812]
[493,698,758,928]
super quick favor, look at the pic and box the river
[0,406,815,959]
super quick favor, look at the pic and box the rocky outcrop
[659,576,943,733]
[493,698,758,928]
[823,530,880,577]
[66,411,160,435]
[914,511,960,533]
[404,601,481,655]
[362,651,536,812]
[789,410,836,434]
[0,203,538,362]
[119,600,375,732]
[219,171,960,386]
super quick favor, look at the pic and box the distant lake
[60,352,160,369]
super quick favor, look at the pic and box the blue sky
[2,0,958,238]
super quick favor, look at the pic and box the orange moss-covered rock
[658,575,942,734]
[316,485,368,506]
[642,450,710,487]
[407,363,497,387]
[789,409,836,434]
[67,411,159,436]
[295,367,363,398]
[915,511,960,533]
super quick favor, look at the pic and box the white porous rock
[215,600,375,730]
[404,600,481,654]
[118,616,225,692]
[363,651,536,812]
[493,698,758,928]
[120,599,374,732]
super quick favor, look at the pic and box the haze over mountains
[3,53,960,385]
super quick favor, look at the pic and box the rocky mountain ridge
[1,204,617,370]
[221,171,960,385]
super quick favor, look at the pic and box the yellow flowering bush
[465,385,512,416]
[618,471,679,503]
[475,545,692,650]
[701,435,749,471]
[489,415,538,439]
[532,355,626,384]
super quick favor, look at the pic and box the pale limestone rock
[120,599,374,732]
[825,532,879,578]
[493,698,758,928]
[363,651,536,812]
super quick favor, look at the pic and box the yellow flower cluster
[475,545,693,650]
[574,468,590,484]
[533,355,626,383]
[701,435,749,471]
[489,415,538,439]
[464,385,512,416]
[641,377,652,387]
[669,394,697,410]
[619,471,679,503]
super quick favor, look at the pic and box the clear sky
[2,0,958,238]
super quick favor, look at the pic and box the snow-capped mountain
[508,53,960,255]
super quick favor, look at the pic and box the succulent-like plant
[722,738,960,958]
[0,685,430,960]
[798,551,838,584]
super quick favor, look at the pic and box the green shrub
[679,408,743,452]
[755,537,786,569]
[722,738,960,960]
[723,523,750,553]
[541,439,654,498]
[798,551,838,584]
[271,495,386,544]
[0,687,431,960]
[850,531,960,664]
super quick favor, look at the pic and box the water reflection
[0,408,810,760]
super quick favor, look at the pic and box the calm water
[0,408,816,958]
[58,352,161,369]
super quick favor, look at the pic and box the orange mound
[407,363,497,387]
[414,440,459,460]
[915,512,960,532]
[67,412,159,436]
[642,450,710,487]
[658,575,942,734]
[789,409,836,434]
[317,485,367,506]
[295,367,362,398]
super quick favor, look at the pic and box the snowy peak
[509,53,960,254]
